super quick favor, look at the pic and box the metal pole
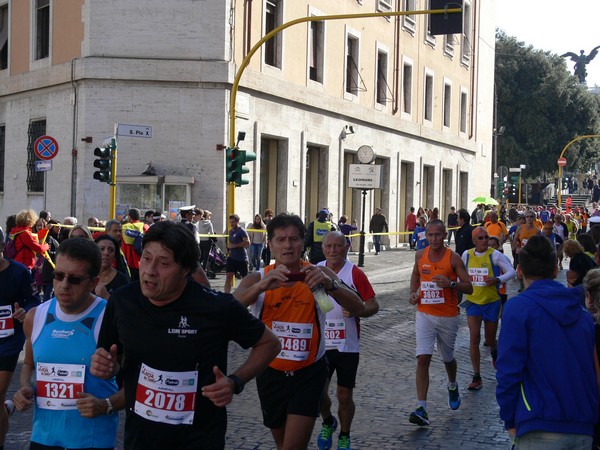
[109,124,118,219]
[358,189,367,268]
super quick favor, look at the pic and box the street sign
[348,164,382,189]
[509,167,521,173]
[34,136,59,161]
[116,124,152,138]
[557,157,567,167]
[35,160,52,172]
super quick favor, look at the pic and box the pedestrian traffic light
[93,144,113,183]
[225,146,257,186]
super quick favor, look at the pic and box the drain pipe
[69,57,80,217]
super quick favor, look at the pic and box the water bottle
[312,284,333,313]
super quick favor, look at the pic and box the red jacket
[10,226,50,269]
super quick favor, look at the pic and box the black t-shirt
[455,224,475,257]
[105,270,130,294]
[98,280,265,447]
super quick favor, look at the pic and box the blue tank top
[31,297,118,448]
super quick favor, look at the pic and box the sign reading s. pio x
[117,124,152,138]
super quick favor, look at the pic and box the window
[0,125,4,191]
[402,62,412,114]
[264,0,282,68]
[377,0,392,12]
[460,90,468,133]
[345,34,359,94]
[35,0,49,60]
[27,120,45,192]
[443,83,451,128]
[376,50,389,105]
[461,1,472,64]
[424,0,436,46]
[424,73,433,122]
[308,19,324,83]
[402,0,416,31]
[0,4,8,70]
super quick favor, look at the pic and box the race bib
[0,305,15,338]
[134,364,198,425]
[325,319,346,350]
[417,231,426,240]
[271,321,313,361]
[469,268,489,287]
[36,363,85,410]
[420,281,445,304]
[521,238,528,247]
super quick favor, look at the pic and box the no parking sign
[34,136,59,161]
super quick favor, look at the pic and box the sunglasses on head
[53,271,91,285]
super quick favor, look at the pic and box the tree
[495,30,600,178]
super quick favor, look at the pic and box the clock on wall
[357,145,375,164]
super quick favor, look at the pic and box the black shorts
[0,352,20,373]
[256,357,328,429]
[226,258,248,277]
[124,412,225,450]
[325,350,359,389]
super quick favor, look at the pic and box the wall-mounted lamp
[80,136,93,143]
[236,131,246,147]
[340,125,355,140]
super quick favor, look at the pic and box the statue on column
[561,46,600,83]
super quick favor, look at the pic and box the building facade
[0,0,495,242]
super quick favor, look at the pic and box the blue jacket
[496,279,599,437]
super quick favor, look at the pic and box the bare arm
[14,308,36,411]
[451,252,473,294]
[233,266,293,307]
[201,327,281,407]
[358,297,380,318]
[77,387,125,418]
[308,265,365,316]
[408,250,423,305]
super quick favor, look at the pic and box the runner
[315,232,379,450]
[13,238,121,449]
[408,219,473,426]
[0,245,39,450]
[91,221,280,449]
[234,213,365,450]
[461,227,515,390]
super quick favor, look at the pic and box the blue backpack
[124,229,144,255]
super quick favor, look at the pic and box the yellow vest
[313,221,332,243]
[465,248,500,305]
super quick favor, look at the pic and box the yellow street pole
[226,7,462,219]
[556,134,600,208]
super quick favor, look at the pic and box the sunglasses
[476,236,489,240]
[53,271,91,285]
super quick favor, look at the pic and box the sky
[496,0,600,87]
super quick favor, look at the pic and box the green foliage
[495,30,600,177]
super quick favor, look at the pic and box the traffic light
[93,144,113,183]
[225,146,257,186]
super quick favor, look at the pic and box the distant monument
[561,46,600,84]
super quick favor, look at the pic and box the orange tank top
[417,247,459,317]
[257,263,324,372]
[518,225,539,247]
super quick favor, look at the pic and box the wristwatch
[105,398,114,416]
[228,374,245,395]
[450,281,457,288]
[326,280,340,292]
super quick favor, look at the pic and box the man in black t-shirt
[91,221,280,450]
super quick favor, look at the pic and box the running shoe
[448,385,461,410]
[491,348,498,369]
[468,374,483,390]
[409,406,429,426]
[4,400,14,417]
[337,435,352,450]
[317,416,338,450]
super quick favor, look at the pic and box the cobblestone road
[3,242,567,449]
